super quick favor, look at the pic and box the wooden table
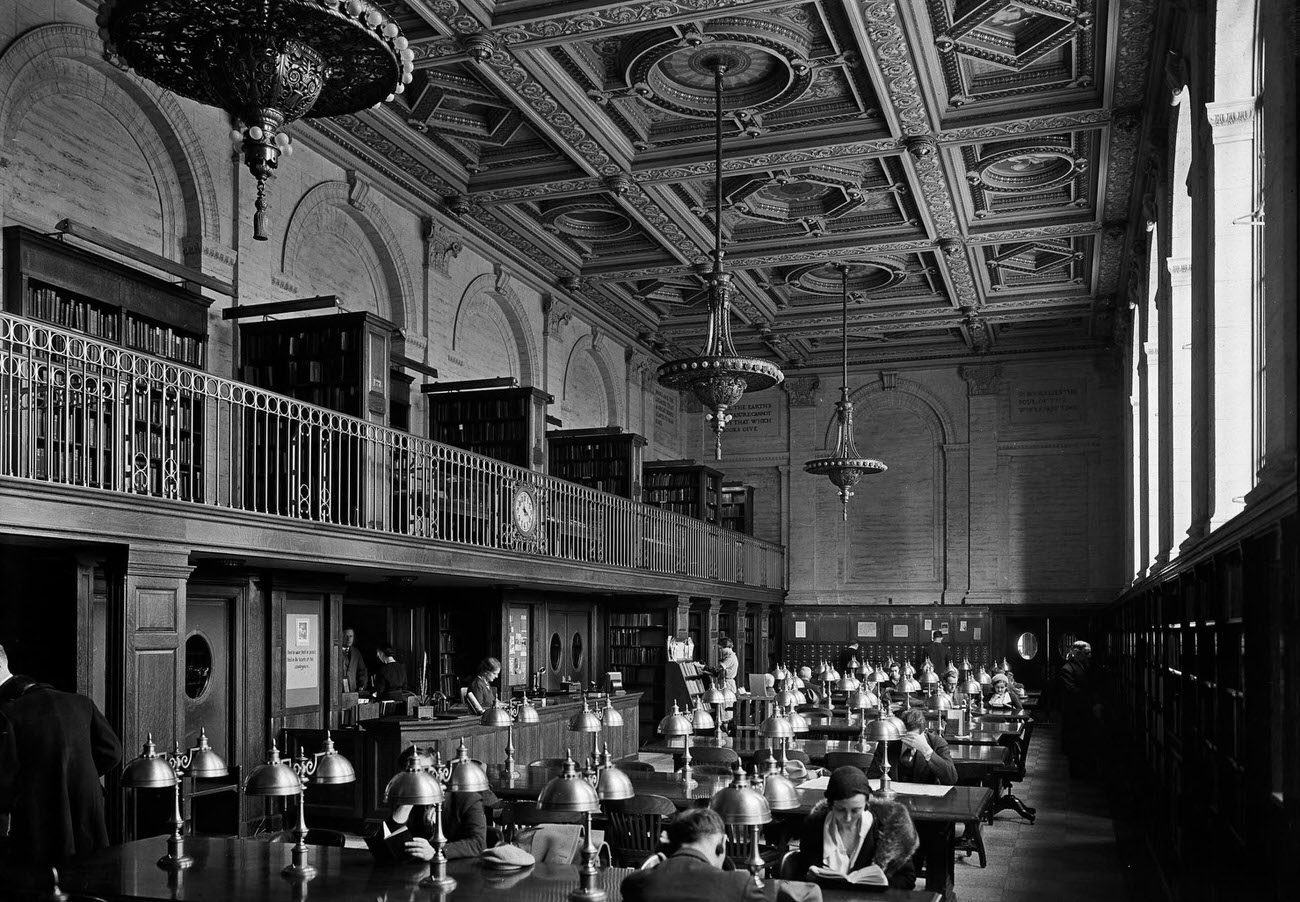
[492,766,989,898]
[639,736,1011,782]
[4,836,940,902]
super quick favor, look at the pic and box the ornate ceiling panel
[329,0,1155,369]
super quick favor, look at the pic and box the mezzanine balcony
[0,312,784,592]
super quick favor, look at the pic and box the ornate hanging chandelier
[655,58,783,460]
[803,263,886,518]
[98,1,414,241]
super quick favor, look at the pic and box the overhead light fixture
[803,263,886,518]
[655,55,784,460]
[99,1,414,241]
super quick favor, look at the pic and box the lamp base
[420,874,458,892]
[156,852,194,871]
[874,787,897,800]
[282,863,317,880]
[569,886,608,902]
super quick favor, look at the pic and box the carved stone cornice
[421,217,463,278]
[1206,98,1258,142]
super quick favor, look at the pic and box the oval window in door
[1016,632,1039,661]
[572,632,585,673]
[185,632,213,700]
[550,632,563,672]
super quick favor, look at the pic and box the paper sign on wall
[892,624,909,638]
[284,613,319,709]
[795,621,807,638]
[923,618,933,631]
[959,620,968,632]
[858,622,876,638]
[973,627,982,640]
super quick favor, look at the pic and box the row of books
[242,356,359,388]
[609,626,666,645]
[432,422,528,443]
[608,612,664,627]
[123,314,206,367]
[26,284,119,341]
[609,646,667,666]
[241,329,355,359]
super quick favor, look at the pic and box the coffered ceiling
[310,0,1158,371]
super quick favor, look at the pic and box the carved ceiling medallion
[623,20,814,119]
[785,259,910,297]
[540,202,638,242]
[970,148,1084,192]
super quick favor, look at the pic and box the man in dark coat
[1058,640,1099,777]
[0,641,122,866]
[870,708,958,785]
[621,808,767,902]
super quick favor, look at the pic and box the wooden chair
[619,760,657,773]
[604,794,676,867]
[987,719,1036,824]
[527,757,570,768]
[823,751,874,771]
[748,747,810,771]
[499,801,588,843]
[724,823,785,877]
[687,763,737,777]
[688,746,741,767]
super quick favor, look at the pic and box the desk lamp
[481,698,539,780]
[658,703,696,786]
[953,676,984,739]
[384,746,455,893]
[861,715,904,799]
[568,699,604,773]
[244,737,313,879]
[759,706,794,769]
[709,762,773,887]
[846,689,877,745]
[433,738,492,793]
[702,686,729,742]
[977,665,992,690]
[539,751,606,902]
[592,745,635,802]
[784,703,810,737]
[121,730,228,870]
[774,688,800,710]
[691,698,717,739]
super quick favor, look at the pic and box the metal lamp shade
[568,704,603,733]
[721,686,737,705]
[960,678,983,696]
[863,717,904,742]
[930,693,953,712]
[814,662,831,681]
[657,704,693,737]
[785,708,810,734]
[901,677,921,692]
[121,735,178,789]
[702,687,727,706]
[385,766,444,807]
[245,760,303,797]
[601,699,624,728]
[185,729,228,779]
[977,667,991,685]
[447,754,492,793]
[846,690,876,711]
[760,712,794,740]
[538,754,601,813]
[835,675,860,692]
[709,770,772,826]
[595,764,635,802]
[774,689,799,708]
[920,669,940,687]
[517,700,541,723]
[690,704,715,731]
[481,704,513,727]
[762,771,800,811]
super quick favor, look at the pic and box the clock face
[513,486,537,536]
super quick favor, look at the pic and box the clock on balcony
[511,483,539,539]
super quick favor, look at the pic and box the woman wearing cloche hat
[788,766,919,889]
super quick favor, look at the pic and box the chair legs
[955,819,987,868]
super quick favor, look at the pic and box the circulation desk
[7,836,941,902]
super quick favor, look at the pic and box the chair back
[526,757,569,768]
[500,801,587,842]
[688,763,736,777]
[689,746,741,766]
[604,794,675,867]
[823,751,874,771]
[723,823,784,876]
[619,760,657,773]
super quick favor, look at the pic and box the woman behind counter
[465,657,501,714]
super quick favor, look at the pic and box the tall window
[1168,98,1193,553]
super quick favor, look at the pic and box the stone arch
[820,377,955,447]
[280,181,414,329]
[451,272,539,385]
[0,24,220,256]
[560,334,621,427]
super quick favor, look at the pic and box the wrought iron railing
[0,313,784,589]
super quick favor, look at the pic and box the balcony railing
[0,313,784,590]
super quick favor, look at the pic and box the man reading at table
[621,808,766,902]
[790,767,919,889]
[870,708,957,785]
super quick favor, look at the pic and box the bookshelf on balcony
[720,483,754,535]
[2,225,211,499]
[237,311,395,525]
[547,427,646,500]
[642,459,723,524]
[608,609,668,737]
[425,382,552,470]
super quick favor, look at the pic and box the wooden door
[184,597,233,758]
[546,606,592,692]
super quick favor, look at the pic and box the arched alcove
[450,273,538,385]
[280,182,413,329]
[560,336,620,428]
[0,25,219,258]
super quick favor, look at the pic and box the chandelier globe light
[98,0,414,241]
[655,55,783,460]
[803,263,887,518]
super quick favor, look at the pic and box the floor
[639,721,1158,902]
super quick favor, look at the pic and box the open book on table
[806,863,888,887]
[364,822,412,862]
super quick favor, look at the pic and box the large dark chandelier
[803,263,886,518]
[99,1,414,240]
[656,59,783,460]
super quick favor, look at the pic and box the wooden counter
[285,692,641,828]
